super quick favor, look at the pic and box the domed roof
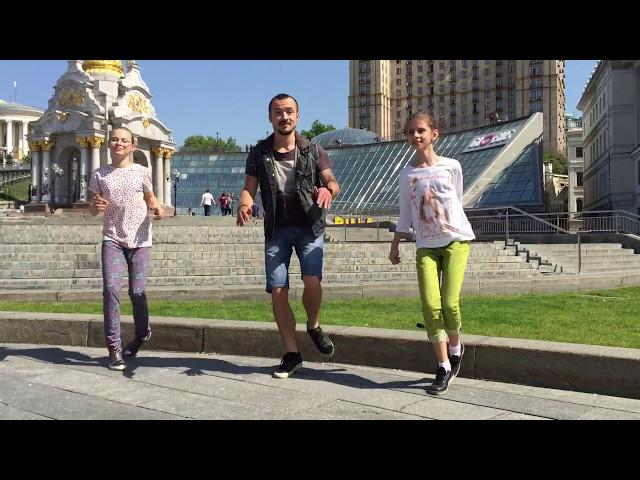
[311,127,382,147]
[82,60,124,76]
[0,99,44,117]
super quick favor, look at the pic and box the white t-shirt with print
[396,157,475,248]
[89,163,153,248]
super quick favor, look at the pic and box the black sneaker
[426,367,453,395]
[273,352,303,379]
[108,350,126,371]
[123,331,152,358]
[449,343,465,378]
[307,326,335,357]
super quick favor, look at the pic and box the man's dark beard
[276,124,294,135]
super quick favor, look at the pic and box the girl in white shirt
[389,113,475,395]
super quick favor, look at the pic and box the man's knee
[271,287,289,303]
[302,275,321,289]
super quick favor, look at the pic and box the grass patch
[1,286,638,349]
[1,177,30,202]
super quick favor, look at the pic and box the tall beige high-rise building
[349,60,565,153]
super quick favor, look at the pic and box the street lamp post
[172,168,180,216]
[51,163,64,210]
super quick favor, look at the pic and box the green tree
[301,120,336,139]
[182,135,216,151]
[181,135,242,153]
[221,136,241,152]
[543,150,568,175]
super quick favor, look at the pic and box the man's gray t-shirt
[272,145,332,226]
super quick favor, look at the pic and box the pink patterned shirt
[89,163,154,248]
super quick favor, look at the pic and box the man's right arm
[237,175,258,226]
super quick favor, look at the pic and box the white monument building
[27,60,175,210]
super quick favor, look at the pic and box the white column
[163,153,172,206]
[151,148,163,199]
[1,122,5,164]
[21,121,29,160]
[89,137,104,176]
[40,140,54,203]
[6,120,13,159]
[29,142,40,202]
[77,137,90,202]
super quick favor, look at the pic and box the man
[237,93,340,379]
[200,189,216,216]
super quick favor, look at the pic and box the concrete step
[0,268,540,289]
[0,253,534,272]
[0,259,537,279]
[519,243,624,251]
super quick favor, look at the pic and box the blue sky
[0,60,596,147]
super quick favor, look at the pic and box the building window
[439,106,445,116]
[461,70,467,79]
[577,172,583,186]
[449,84,456,93]
[396,110,401,118]
[397,67,401,75]
[396,89,401,97]
[461,115,467,124]
[418,97,423,106]
[450,117,456,127]
[396,79,401,86]
[418,65,423,73]
[439,84,444,93]
[484,67,490,76]
[496,78,502,89]
[439,62,445,70]
[439,73,444,81]
[417,76,423,83]
[462,60,468,69]
[359,84,370,95]
[418,86,424,95]
[576,146,583,158]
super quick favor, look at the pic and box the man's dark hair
[206,189,210,193]
[268,93,299,114]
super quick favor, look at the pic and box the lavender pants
[101,240,151,351]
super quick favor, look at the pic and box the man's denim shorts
[264,225,324,293]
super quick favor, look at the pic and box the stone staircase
[0,221,539,290]
[517,242,640,274]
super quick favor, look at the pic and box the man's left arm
[315,145,340,209]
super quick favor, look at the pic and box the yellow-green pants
[416,241,470,343]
